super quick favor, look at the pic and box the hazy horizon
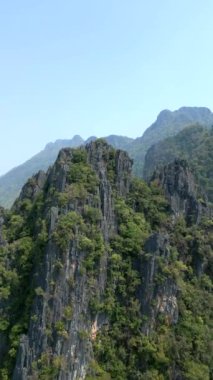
[1,104,212,178]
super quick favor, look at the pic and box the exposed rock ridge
[13,170,47,210]
[13,141,132,380]
[152,159,211,225]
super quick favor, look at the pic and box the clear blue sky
[0,0,213,175]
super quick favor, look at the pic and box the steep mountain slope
[144,125,213,202]
[0,135,133,209]
[103,135,133,150]
[129,106,213,176]
[0,141,212,379]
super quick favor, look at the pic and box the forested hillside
[0,141,212,379]
[129,107,213,177]
[144,125,213,202]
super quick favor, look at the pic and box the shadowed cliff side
[151,159,212,225]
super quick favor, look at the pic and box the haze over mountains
[144,124,213,202]
[128,106,213,176]
[0,106,213,208]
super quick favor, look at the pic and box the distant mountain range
[0,106,213,208]
[129,106,213,176]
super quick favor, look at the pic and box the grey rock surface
[152,159,211,225]
[13,142,132,379]
[139,233,179,334]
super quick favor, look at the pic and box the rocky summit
[0,140,212,379]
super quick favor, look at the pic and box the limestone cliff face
[152,159,211,225]
[139,233,179,335]
[13,141,132,380]
[138,160,211,336]
[14,170,47,207]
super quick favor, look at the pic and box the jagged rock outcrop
[152,159,210,225]
[143,124,213,203]
[13,170,47,212]
[0,135,133,209]
[13,141,132,380]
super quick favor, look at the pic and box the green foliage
[0,189,48,376]
[71,147,87,163]
[91,193,154,379]
[53,211,84,250]
[83,206,102,223]
[57,183,88,205]
[6,214,24,242]
[78,329,90,340]
[141,369,165,379]
[129,108,213,178]
[90,187,213,379]
[0,319,9,332]
[128,178,169,228]
[35,287,45,297]
[63,306,73,320]
[86,360,112,380]
[55,320,68,338]
[68,161,99,193]
[115,197,149,253]
[183,361,210,380]
[0,136,84,208]
[82,230,105,273]
[144,125,213,202]
[0,142,212,380]
[32,352,67,379]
